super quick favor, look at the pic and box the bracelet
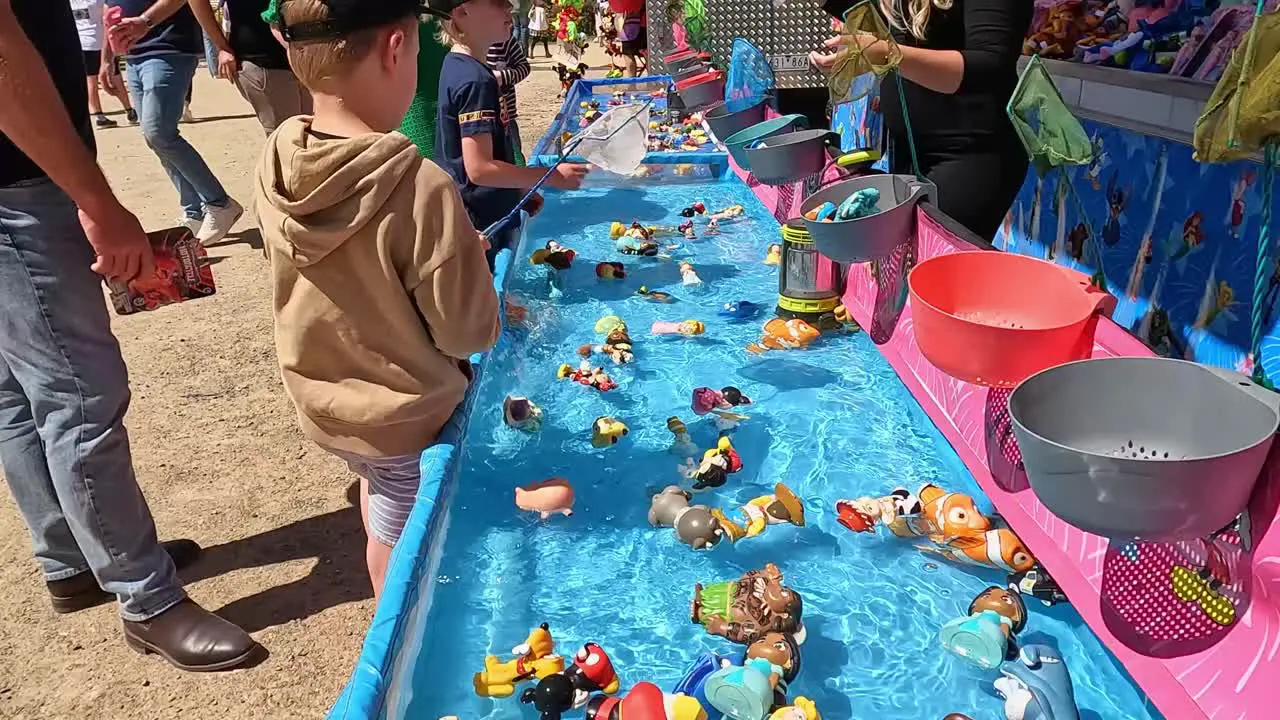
[140,14,155,28]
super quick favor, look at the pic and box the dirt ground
[0,47,606,720]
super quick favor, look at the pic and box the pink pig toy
[515,478,575,519]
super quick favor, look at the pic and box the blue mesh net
[725,38,774,112]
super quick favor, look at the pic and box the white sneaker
[196,198,244,246]
[182,104,195,123]
[178,217,202,236]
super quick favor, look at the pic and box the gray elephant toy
[648,485,724,550]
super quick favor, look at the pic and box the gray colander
[800,174,934,262]
[1009,357,1280,541]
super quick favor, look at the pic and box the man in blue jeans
[98,0,243,246]
[0,0,258,670]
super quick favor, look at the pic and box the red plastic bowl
[674,71,723,91]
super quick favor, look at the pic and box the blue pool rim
[326,230,521,720]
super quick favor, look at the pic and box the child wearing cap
[430,0,589,265]
[256,0,501,599]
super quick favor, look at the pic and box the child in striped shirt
[485,33,530,164]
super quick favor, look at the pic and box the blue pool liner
[326,232,521,720]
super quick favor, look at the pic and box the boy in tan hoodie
[255,0,500,599]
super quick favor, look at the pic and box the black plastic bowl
[704,100,769,143]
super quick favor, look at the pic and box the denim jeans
[513,15,530,53]
[0,178,185,622]
[125,54,230,221]
[202,31,219,77]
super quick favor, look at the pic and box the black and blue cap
[277,0,431,42]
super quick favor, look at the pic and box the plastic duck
[515,478,575,520]
[557,361,619,392]
[584,681,707,720]
[679,436,742,490]
[994,645,1080,720]
[747,318,820,352]
[771,697,820,720]
[503,395,544,432]
[636,286,676,303]
[1009,565,1069,607]
[705,218,720,235]
[679,262,702,286]
[591,416,629,448]
[708,204,744,222]
[764,243,782,266]
[718,301,760,320]
[473,623,566,697]
[680,202,707,218]
[918,527,1037,574]
[596,261,626,279]
[666,416,700,458]
[692,563,806,646]
[649,485,726,551]
[531,240,576,270]
[940,586,1028,670]
[712,483,806,543]
[652,320,705,336]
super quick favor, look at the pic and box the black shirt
[435,52,520,233]
[0,1,94,187]
[105,0,201,59]
[879,0,1032,156]
[225,0,289,70]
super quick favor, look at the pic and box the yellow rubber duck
[473,623,565,698]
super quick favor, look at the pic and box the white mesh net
[569,103,652,175]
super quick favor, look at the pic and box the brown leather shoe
[47,539,203,614]
[123,599,259,672]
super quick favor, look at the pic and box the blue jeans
[0,178,185,621]
[513,15,530,53]
[125,54,229,221]
[202,31,219,78]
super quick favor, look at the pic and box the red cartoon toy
[557,361,619,391]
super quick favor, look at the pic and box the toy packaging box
[107,226,216,315]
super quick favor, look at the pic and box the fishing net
[1193,11,1280,163]
[827,1,902,103]
[725,38,774,112]
[1008,54,1094,175]
[570,102,652,175]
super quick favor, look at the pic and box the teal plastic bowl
[723,114,808,170]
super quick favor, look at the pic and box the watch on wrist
[140,14,155,28]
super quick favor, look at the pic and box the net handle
[1249,140,1278,386]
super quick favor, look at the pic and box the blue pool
[389,172,1161,720]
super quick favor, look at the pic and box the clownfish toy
[886,483,990,544]
[918,527,1037,574]
[748,318,820,352]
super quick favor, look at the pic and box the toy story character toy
[580,324,635,365]
[764,244,783,266]
[705,218,720,235]
[770,697,820,720]
[667,416,699,458]
[584,681,707,720]
[474,623,565,697]
[692,563,806,646]
[558,361,619,392]
[680,262,703,286]
[679,436,742,490]
[940,586,1028,670]
[531,240,577,270]
[994,645,1080,720]
[637,286,676,303]
[652,320,706,336]
[649,485,726,551]
[515,479,575,520]
[591,417,629,448]
[503,395,544,432]
[747,318,820,352]
[712,483,806,543]
[597,261,627,279]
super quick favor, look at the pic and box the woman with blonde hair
[812,0,1033,241]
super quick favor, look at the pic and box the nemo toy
[474,623,566,698]
[748,318,821,352]
[886,483,990,543]
[918,527,1036,574]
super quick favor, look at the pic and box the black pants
[891,143,1029,243]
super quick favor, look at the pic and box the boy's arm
[455,78,547,189]
[411,170,501,360]
[494,38,529,87]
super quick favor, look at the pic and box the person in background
[0,0,259,671]
[258,0,502,600]
[618,6,644,77]
[810,0,1032,241]
[486,32,529,164]
[71,0,137,127]
[432,0,588,267]
[101,0,244,245]
[527,0,551,58]
[512,0,530,53]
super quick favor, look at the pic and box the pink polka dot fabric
[986,387,1025,469]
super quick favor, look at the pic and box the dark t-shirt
[105,0,201,60]
[225,0,289,69]
[0,1,94,187]
[435,52,520,232]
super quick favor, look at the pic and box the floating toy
[994,645,1080,720]
[703,658,776,720]
[1009,565,1068,607]
[649,485,726,551]
[591,416,629,448]
[709,204,745,222]
[611,221,655,241]
[940,586,1028,670]
[580,324,634,365]
[558,361,618,391]
[835,490,913,533]
[531,241,576,270]
[584,681,707,720]
[692,386,752,415]
[918,527,1036,574]
[522,673,577,719]
[837,483,987,542]
[653,320,706,336]
[674,164,697,176]
[770,697,820,720]
[745,631,803,710]
[692,563,806,646]
[764,244,782,266]
[673,650,741,715]
[680,262,703,286]
[805,202,837,222]
[682,223,697,240]
[596,261,626,279]
[680,203,707,218]
[595,315,625,334]
[636,286,676,303]
[503,395,544,432]
[719,301,760,320]
[680,436,742,490]
[617,234,660,256]
[667,416,699,457]
[567,642,621,697]
[713,483,806,543]
[473,623,565,697]
[747,318,820,352]
[515,478,575,520]
[705,218,720,235]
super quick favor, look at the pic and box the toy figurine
[585,682,707,720]
[918,527,1036,575]
[705,218,720,235]
[611,221,655,241]
[531,240,576,270]
[719,300,760,320]
[1009,564,1069,607]
[558,361,619,392]
[566,642,621,698]
[503,395,544,432]
[747,318,820,352]
[680,262,702,286]
[745,631,803,709]
[709,204,744,222]
[683,224,697,240]
[652,319,705,336]
[692,385,751,431]
[580,324,634,365]
[771,697,820,720]
[835,490,914,533]
[679,436,742,490]
[804,202,837,222]
[994,645,1080,720]
[764,243,783,266]
[595,315,625,335]
[636,286,676,303]
[702,657,777,720]
[649,485,726,551]
[940,586,1028,670]
[597,261,626,279]
[713,483,806,543]
[521,673,578,720]
[667,416,699,458]
[692,563,806,646]
[617,234,660,256]
[515,478,575,520]
[680,202,707,218]
[591,416,629,448]
[473,623,566,697]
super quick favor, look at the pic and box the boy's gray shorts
[330,449,422,546]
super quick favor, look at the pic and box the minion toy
[591,417,629,448]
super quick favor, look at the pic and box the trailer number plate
[768,54,811,72]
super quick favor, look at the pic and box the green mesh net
[1194,12,1280,164]
[827,1,902,103]
[1008,54,1094,176]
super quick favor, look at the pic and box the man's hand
[98,62,121,94]
[79,201,155,284]
[522,191,544,216]
[107,17,152,53]
[216,49,238,80]
[548,163,589,190]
